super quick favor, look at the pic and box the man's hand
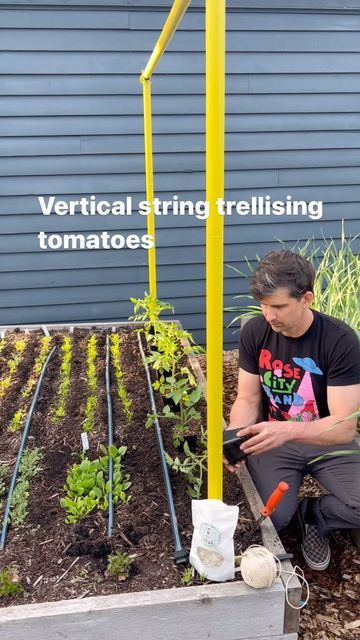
[223,454,244,474]
[239,421,292,455]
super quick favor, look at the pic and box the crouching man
[224,250,360,570]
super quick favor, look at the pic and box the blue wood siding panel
[0,1,359,346]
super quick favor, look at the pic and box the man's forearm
[229,396,261,430]
[287,414,357,446]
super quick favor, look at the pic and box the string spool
[239,545,278,588]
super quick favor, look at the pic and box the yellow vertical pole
[141,77,157,299]
[206,0,225,499]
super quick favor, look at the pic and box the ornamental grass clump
[110,334,133,422]
[52,335,72,423]
[225,228,360,332]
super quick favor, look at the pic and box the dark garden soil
[199,349,360,640]
[0,328,260,608]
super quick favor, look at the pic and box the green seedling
[10,480,29,529]
[83,395,97,433]
[0,337,28,400]
[0,338,6,355]
[53,336,72,422]
[61,445,131,524]
[0,463,7,496]
[7,337,52,433]
[9,448,43,528]
[8,410,25,433]
[0,463,8,510]
[22,336,52,399]
[87,335,98,393]
[80,335,99,432]
[105,551,135,581]
[0,566,23,598]
[180,566,194,586]
[110,334,133,422]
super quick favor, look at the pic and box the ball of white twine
[240,545,278,588]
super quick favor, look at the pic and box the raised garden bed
[0,321,300,640]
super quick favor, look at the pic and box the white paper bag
[189,499,239,582]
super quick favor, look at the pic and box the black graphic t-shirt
[238,311,360,422]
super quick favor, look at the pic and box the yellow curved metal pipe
[140,0,191,83]
[139,0,191,299]
[206,0,226,499]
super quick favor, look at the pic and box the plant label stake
[81,432,89,452]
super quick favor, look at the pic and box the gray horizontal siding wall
[0,0,359,347]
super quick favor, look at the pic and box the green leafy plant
[130,292,174,343]
[0,566,23,598]
[60,445,131,524]
[145,321,204,447]
[105,551,135,581]
[165,439,207,499]
[225,227,360,332]
[147,380,203,448]
[10,448,43,528]
[110,334,133,422]
[53,335,72,422]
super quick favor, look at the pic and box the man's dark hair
[250,250,315,300]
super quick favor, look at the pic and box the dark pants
[247,440,360,537]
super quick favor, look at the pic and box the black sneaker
[298,498,331,571]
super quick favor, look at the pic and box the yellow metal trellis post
[139,0,191,299]
[206,0,225,500]
[140,0,226,501]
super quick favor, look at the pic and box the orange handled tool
[241,481,290,548]
[260,481,289,520]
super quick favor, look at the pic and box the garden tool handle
[261,481,289,518]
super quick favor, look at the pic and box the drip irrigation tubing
[0,344,57,551]
[105,334,114,538]
[137,332,188,565]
